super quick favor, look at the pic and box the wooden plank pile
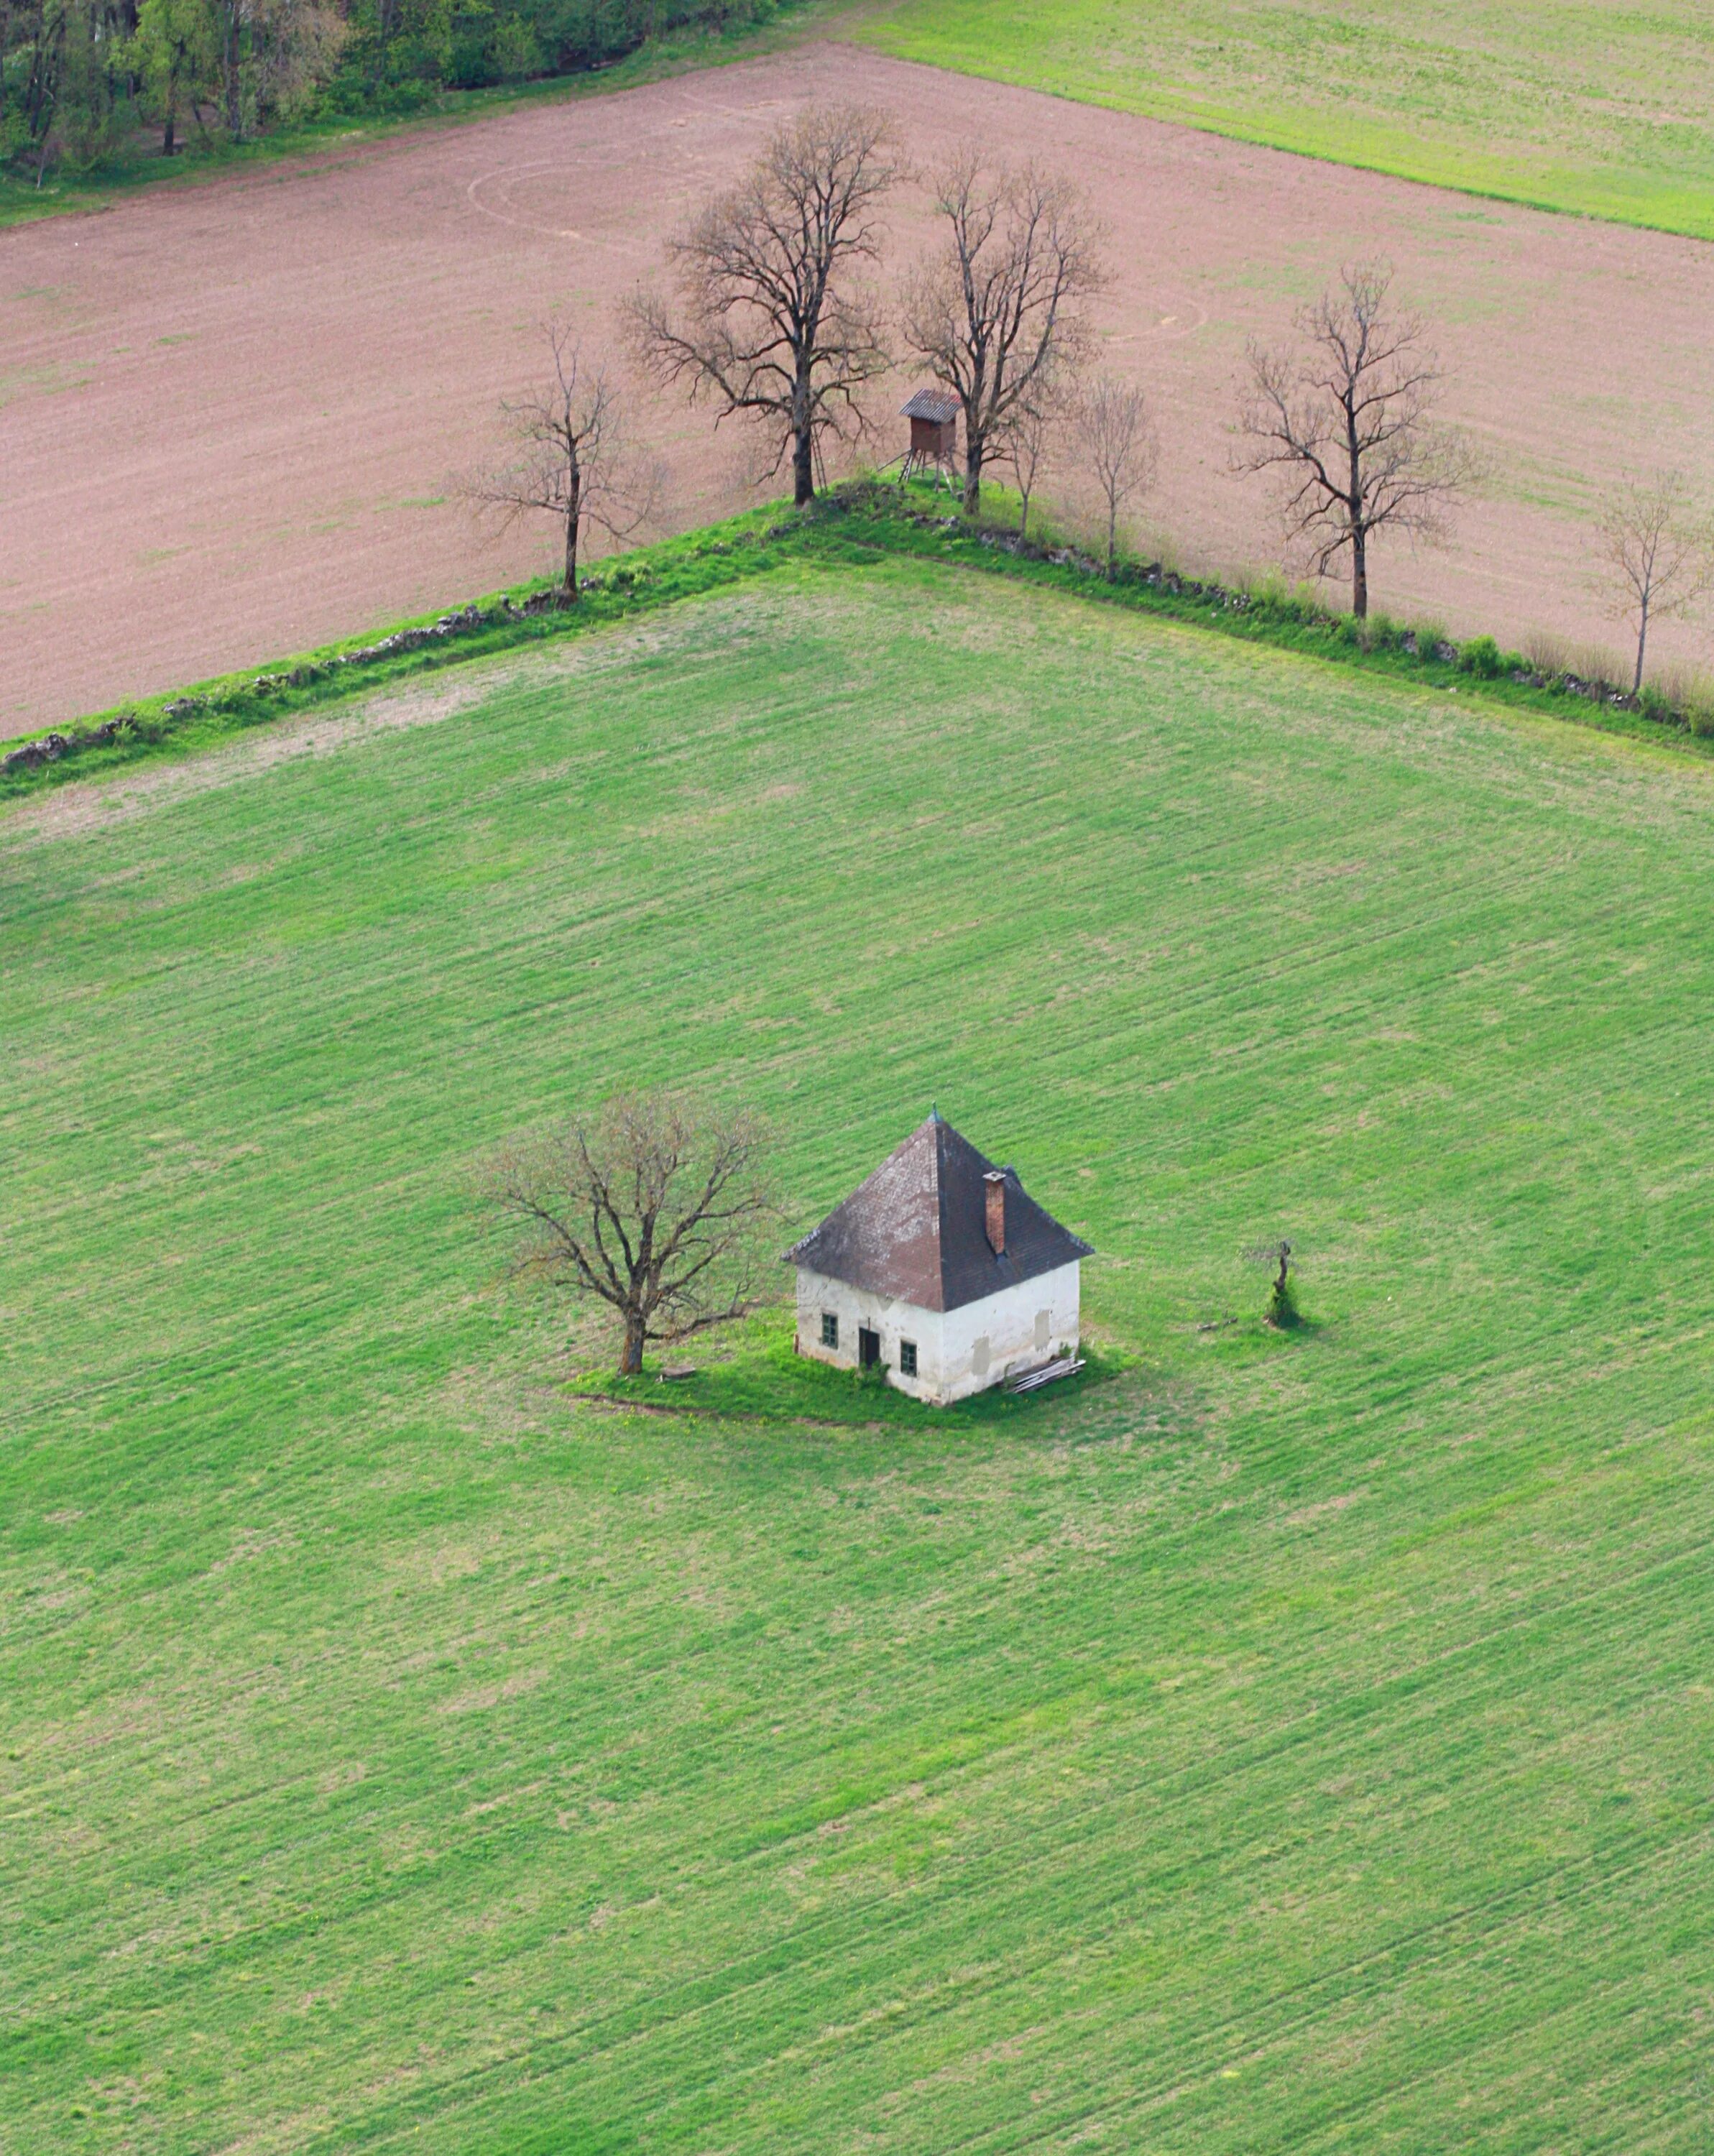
[1008,1354,1086,1396]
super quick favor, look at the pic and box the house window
[900,1340,918,1378]
[821,1312,839,1349]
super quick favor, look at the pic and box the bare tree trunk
[1634,597,1649,696]
[792,404,814,508]
[962,433,984,515]
[1346,415,1368,619]
[1019,481,1033,538]
[563,466,581,596]
[222,6,241,140]
[620,1312,646,1374]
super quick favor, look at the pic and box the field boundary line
[9,485,1714,816]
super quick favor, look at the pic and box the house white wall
[794,1260,1081,1406]
[936,1261,1082,1403]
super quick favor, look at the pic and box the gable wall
[937,1262,1082,1404]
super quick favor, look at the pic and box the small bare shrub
[1656,662,1714,733]
[1245,1238,1301,1329]
[1565,640,1628,691]
[1523,628,1569,678]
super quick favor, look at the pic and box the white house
[785,1113,1093,1405]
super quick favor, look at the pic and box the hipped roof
[785,1115,1093,1314]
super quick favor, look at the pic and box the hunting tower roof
[900,387,961,425]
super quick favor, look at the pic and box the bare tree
[901,147,1105,516]
[1003,389,1059,540]
[1597,470,1713,695]
[627,102,900,509]
[464,327,664,599]
[1078,373,1157,579]
[1236,260,1476,619]
[487,1092,778,1376]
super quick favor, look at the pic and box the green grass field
[5,556,1713,2151]
[857,0,1714,239]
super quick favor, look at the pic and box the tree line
[482,100,1709,699]
[1,0,783,179]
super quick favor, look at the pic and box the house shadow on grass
[566,1312,1140,1432]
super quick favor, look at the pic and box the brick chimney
[984,1170,1007,1256]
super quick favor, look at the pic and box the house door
[858,1326,881,1368]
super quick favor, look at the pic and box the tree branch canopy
[1078,372,1157,578]
[902,146,1105,513]
[462,326,664,596]
[1235,259,1478,619]
[1596,469,1713,695]
[626,101,900,507]
[486,1092,778,1376]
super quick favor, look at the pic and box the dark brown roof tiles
[785,1115,1093,1313]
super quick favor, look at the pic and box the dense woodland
[0,0,786,177]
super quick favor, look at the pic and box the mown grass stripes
[4,558,1711,2150]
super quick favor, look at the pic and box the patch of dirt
[4,48,1712,736]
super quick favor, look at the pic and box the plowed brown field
[4,42,1713,734]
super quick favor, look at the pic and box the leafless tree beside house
[627,102,900,508]
[487,1092,778,1376]
[1236,260,1478,619]
[1078,373,1158,579]
[901,148,1105,516]
[464,326,664,598]
[1596,470,1713,695]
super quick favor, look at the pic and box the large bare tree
[627,102,900,508]
[901,148,1105,516]
[487,1092,778,1377]
[464,327,663,599]
[1078,373,1157,579]
[1597,470,1713,695]
[1236,260,1476,619]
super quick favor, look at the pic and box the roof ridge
[933,1112,951,1302]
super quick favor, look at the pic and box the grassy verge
[0,505,801,801]
[9,482,1706,806]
